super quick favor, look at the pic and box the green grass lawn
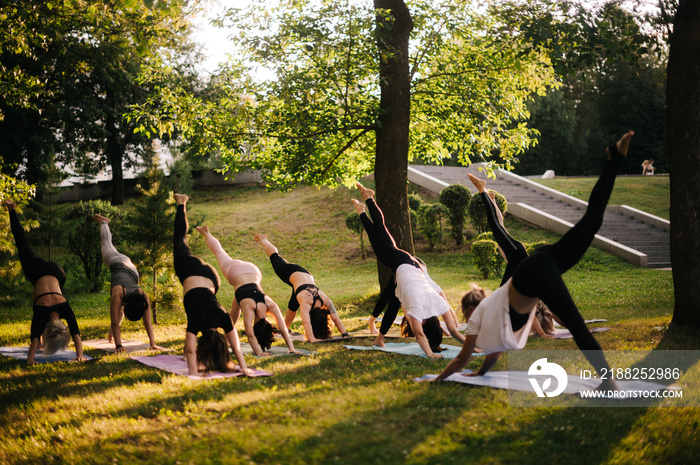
[1,181,698,465]
[535,175,670,220]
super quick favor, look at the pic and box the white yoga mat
[554,319,607,328]
[288,332,352,343]
[239,343,315,356]
[345,342,482,360]
[550,327,610,339]
[414,369,672,395]
[82,338,169,354]
[0,346,94,363]
[131,354,272,379]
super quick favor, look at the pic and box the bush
[476,232,495,242]
[526,240,550,254]
[345,212,366,259]
[439,184,471,245]
[467,190,507,233]
[471,239,504,279]
[418,203,449,250]
[57,200,125,293]
[408,193,423,211]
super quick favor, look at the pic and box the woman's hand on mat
[73,355,87,362]
[461,371,483,377]
[427,353,444,359]
[240,367,255,376]
[258,351,272,357]
[149,344,166,351]
[115,346,127,354]
[288,349,303,355]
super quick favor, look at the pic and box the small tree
[125,152,176,324]
[59,200,124,292]
[468,190,507,233]
[439,184,471,245]
[345,212,366,259]
[418,203,449,250]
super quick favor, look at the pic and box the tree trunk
[106,112,125,205]
[667,0,700,327]
[373,0,414,286]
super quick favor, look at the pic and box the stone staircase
[408,164,671,268]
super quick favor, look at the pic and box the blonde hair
[42,319,70,355]
[535,302,555,335]
[461,283,487,322]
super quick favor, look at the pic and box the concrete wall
[55,169,262,203]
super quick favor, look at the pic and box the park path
[408,164,670,268]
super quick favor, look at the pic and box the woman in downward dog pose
[4,199,85,363]
[435,131,635,390]
[351,183,465,358]
[172,194,250,376]
[255,234,349,343]
[93,214,164,352]
[356,204,455,348]
[196,226,301,356]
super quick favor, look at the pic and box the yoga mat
[288,332,352,343]
[0,346,94,363]
[550,327,610,339]
[239,343,315,356]
[345,342,482,360]
[414,370,673,395]
[440,321,468,332]
[131,354,272,379]
[360,316,401,326]
[82,338,170,353]
[554,319,607,328]
[349,327,402,339]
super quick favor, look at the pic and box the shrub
[345,212,366,259]
[476,232,495,242]
[408,193,423,211]
[526,240,550,254]
[58,200,124,293]
[439,184,471,245]
[468,190,507,233]
[471,239,504,279]
[418,203,449,250]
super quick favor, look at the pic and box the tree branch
[318,127,373,180]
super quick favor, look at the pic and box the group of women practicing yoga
[4,130,632,389]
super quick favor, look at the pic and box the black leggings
[363,199,421,273]
[269,253,310,287]
[360,203,412,335]
[9,209,66,288]
[508,147,623,374]
[173,205,220,292]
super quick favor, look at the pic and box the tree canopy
[0,0,201,204]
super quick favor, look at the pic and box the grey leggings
[99,222,140,293]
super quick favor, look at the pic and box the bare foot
[254,233,267,242]
[373,332,386,347]
[368,315,378,335]
[3,199,16,211]
[195,225,209,236]
[607,130,634,158]
[468,173,486,193]
[173,193,188,205]
[355,182,374,201]
[93,214,110,224]
[351,198,365,215]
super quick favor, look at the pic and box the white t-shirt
[395,263,449,321]
[465,278,536,354]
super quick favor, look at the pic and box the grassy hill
[0,180,697,465]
